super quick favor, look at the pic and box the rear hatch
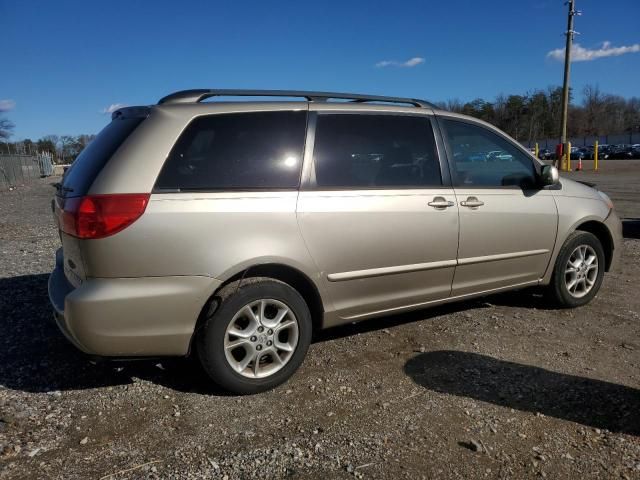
[53,109,147,287]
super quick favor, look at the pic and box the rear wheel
[549,231,605,308]
[197,278,312,394]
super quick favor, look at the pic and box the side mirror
[540,164,559,186]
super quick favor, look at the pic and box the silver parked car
[49,89,622,394]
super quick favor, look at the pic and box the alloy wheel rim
[564,244,598,299]
[224,299,299,379]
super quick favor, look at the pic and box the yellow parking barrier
[535,143,539,159]
[565,142,572,171]
[594,140,599,171]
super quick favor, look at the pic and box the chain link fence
[0,153,54,191]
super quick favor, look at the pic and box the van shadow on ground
[315,288,556,343]
[405,350,640,436]
[0,273,565,395]
[623,218,640,240]
[0,273,473,394]
[0,274,628,408]
[0,273,227,395]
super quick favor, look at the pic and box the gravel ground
[1,162,639,479]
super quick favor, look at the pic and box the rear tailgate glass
[59,117,143,198]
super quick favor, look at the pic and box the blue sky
[1,0,639,140]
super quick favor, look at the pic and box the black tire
[196,277,312,395]
[549,231,605,308]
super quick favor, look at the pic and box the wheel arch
[189,262,326,355]
[574,219,614,271]
[542,213,615,285]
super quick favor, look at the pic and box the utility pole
[558,0,580,168]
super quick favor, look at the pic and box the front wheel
[549,231,605,308]
[197,278,312,394]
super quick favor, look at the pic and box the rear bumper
[48,248,221,356]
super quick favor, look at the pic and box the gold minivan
[49,89,622,393]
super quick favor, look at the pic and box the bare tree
[436,85,640,144]
[0,117,14,140]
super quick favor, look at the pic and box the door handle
[428,196,455,209]
[460,196,484,208]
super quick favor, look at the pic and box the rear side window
[312,114,441,188]
[155,111,307,191]
[61,117,143,197]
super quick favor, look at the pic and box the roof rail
[157,89,435,108]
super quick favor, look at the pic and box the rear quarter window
[60,117,143,197]
[154,111,307,191]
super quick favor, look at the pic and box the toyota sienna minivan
[49,89,622,394]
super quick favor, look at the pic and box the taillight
[58,194,150,239]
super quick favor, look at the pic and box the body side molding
[328,249,550,282]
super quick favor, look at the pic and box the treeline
[1,84,639,161]
[1,134,96,164]
[435,85,640,143]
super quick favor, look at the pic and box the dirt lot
[1,161,639,479]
